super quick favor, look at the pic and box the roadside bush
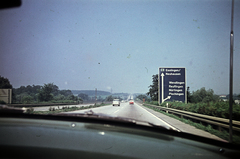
[190,87,219,103]
[53,94,65,101]
[49,107,55,111]
[22,96,34,104]
[152,101,240,120]
[26,107,34,114]
[145,101,159,106]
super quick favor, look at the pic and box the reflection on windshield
[0,0,239,144]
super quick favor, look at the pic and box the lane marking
[113,110,119,114]
[136,103,180,132]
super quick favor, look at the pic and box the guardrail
[143,103,240,132]
[7,103,77,107]
[7,101,112,108]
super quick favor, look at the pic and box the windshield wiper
[0,106,178,131]
[58,110,178,131]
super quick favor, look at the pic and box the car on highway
[129,100,134,105]
[112,99,120,106]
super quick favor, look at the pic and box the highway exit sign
[158,67,186,104]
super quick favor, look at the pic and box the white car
[112,99,120,106]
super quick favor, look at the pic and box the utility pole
[229,0,234,143]
[95,88,97,104]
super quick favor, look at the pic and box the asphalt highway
[64,102,226,141]
[65,101,178,131]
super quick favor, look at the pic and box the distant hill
[71,90,111,96]
[112,93,129,96]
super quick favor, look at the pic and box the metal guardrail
[7,103,77,107]
[143,103,240,132]
[7,101,112,108]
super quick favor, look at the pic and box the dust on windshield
[0,0,239,144]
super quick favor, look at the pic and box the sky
[0,0,240,95]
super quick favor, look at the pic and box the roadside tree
[78,93,89,101]
[38,83,54,102]
[105,95,114,101]
[147,74,158,101]
[0,76,13,89]
[22,96,34,104]
[136,94,149,101]
[190,87,219,103]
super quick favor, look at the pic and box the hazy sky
[0,0,239,94]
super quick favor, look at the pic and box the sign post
[159,68,186,104]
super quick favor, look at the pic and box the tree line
[0,76,78,104]
[13,83,79,104]
[0,76,125,104]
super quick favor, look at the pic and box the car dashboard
[0,112,240,159]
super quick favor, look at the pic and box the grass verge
[143,104,240,144]
[29,103,110,115]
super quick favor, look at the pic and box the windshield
[0,0,239,144]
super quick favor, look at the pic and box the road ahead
[65,101,178,131]
[63,101,226,141]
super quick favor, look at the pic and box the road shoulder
[139,104,227,142]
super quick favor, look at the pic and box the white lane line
[136,103,180,132]
[113,110,119,114]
